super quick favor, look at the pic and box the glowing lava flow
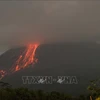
[0,43,39,80]
[11,44,39,72]
[0,70,6,80]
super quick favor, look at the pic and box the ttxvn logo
[22,76,78,84]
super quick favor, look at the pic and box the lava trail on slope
[0,43,39,80]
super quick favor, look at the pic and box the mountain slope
[0,42,100,95]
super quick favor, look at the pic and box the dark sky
[0,1,100,53]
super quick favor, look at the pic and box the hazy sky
[0,1,100,53]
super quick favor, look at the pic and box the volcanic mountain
[0,42,100,95]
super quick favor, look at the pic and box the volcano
[0,42,100,95]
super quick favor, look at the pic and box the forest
[0,79,100,100]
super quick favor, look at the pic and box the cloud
[0,1,100,47]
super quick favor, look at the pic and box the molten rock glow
[0,70,6,80]
[0,43,39,80]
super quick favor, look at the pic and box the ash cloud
[0,1,100,48]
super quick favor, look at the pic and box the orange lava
[12,44,39,72]
[0,70,6,80]
[0,43,39,80]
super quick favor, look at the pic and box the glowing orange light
[0,70,6,80]
[0,43,39,80]
[13,43,39,72]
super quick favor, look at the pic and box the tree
[87,79,100,100]
[0,81,12,88]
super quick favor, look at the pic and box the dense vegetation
[0,87,87,100]
[0,80,100,100]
